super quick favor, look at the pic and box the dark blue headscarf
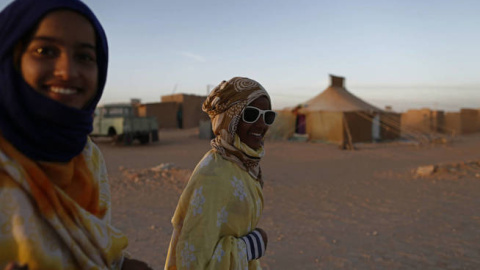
[0,0,108,162]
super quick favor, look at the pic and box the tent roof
[299,75,382,113]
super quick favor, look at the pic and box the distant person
[0,0,151,269]
[165,77,276,269]
[177,104,183,129]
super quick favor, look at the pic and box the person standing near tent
[164,77,277,269]
[0,0,151,269]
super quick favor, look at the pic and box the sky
[1,0,479,112]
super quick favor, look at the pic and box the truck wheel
[108,127,118,143]
[151,130,159,142]
[108,127,117,137]
[123,133,133,145]
[139,133,149,144]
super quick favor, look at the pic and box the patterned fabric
[0,136,128,270]
[202,77,271,186]
[0,0,109,162]
[165,149,264,270]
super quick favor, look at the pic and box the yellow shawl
[165,137,264,270]
[0,135,128,270]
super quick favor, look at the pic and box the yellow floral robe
[0,137,128,270]
[165,149,264,270]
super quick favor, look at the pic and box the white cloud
[179,51,206,62]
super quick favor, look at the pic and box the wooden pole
[342,113,355,150]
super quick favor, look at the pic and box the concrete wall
[400,109,446,135]
[440,108,480,135]
[460,108,479,134]
[161,94,209,129]
[138,102,179,129]
[161,94,184,103]
[444,112,461,135]
[432,110,445,133]
[183,95,209,129]
[401,109,435,135]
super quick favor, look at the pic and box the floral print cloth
[0,137,128,270]
[165,147,264,270]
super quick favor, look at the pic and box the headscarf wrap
[0,0,108,162]
[202,77,271,186]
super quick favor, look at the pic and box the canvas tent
[268,75,400,147]
[300,75,381,112]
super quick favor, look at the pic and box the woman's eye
[76,53,96,63]
[34,47,56,57]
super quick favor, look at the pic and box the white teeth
[50,87,77,95]
[251,133,262,137]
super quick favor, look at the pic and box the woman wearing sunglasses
[165,77,276,269]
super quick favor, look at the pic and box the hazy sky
[2,0,479,111]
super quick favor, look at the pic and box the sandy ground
[93,129,480,270]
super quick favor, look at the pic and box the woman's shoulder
[193,151,237,177]
[187,151,246,190]
[83,138,106,164]
[84,137,102,157]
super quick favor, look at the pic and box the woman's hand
[121,258,153,270]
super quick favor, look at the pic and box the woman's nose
[53,54,78,79]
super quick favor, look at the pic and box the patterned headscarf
[202,77,271,185]
[0,0,108,162]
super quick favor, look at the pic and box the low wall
[138,102,179,129]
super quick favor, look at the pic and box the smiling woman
[165,77,274,270]
[0,0,151,269]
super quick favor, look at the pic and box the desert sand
[94,129,480,270]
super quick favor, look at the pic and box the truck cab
[92,103,159,144]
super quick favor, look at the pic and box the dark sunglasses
[242,106,277,125]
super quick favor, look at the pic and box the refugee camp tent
[269,75,400,147]
[301,75,381,113]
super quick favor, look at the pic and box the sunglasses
[242,106,277,125]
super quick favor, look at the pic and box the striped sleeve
[240,229,266,261]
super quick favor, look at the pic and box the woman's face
[20,10,98,109]
[236,96,271,150]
